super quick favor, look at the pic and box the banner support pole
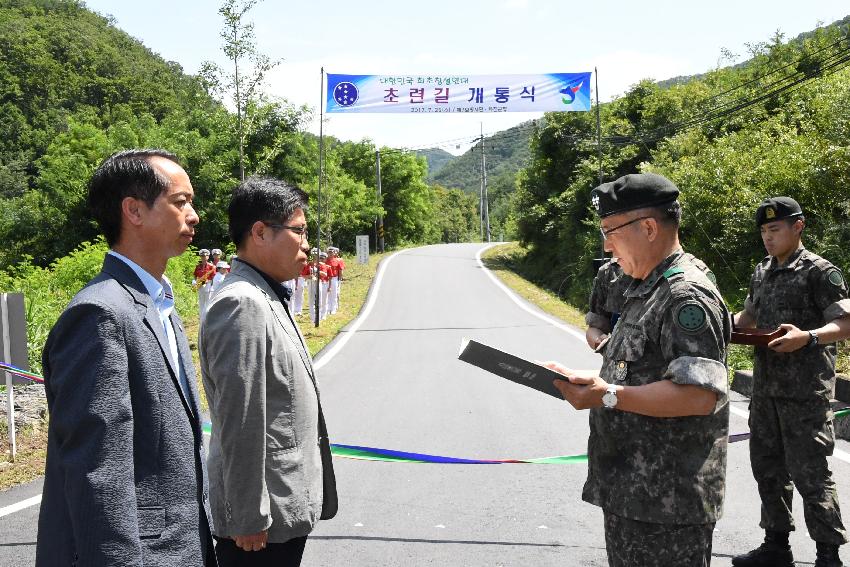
[315,67,324,328]
[595,67,605,261]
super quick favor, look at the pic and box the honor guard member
[545,173,731,567]
[327,247,345,315]
[210,248,222,268]
[307,248,319,321]
[193,248,216,321]
[293,262,310,317]
[318,250,330,321]
[732,197,850,567]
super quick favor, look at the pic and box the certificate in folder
[458,338,565,399]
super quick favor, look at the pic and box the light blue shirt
[108,251,191,401]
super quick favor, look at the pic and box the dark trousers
[214,536,308,567]
[749,396,847,544]
[603,511,715,567]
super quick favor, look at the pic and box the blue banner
[326,72,592,114]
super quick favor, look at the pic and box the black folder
[457,338,565,399]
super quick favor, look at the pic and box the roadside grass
[480,242,586,329]
[0,420,48,491]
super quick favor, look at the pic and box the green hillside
[415,147,455,177]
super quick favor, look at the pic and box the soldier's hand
[768,323,809,352]
[540,362,606,410]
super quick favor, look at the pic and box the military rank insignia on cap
[755,196,803,226]
[591,173,680,218]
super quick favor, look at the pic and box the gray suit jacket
[200,260,337,543]
[36,254,216,566]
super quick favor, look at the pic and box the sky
[84,0,850,155]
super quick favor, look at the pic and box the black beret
[591,173,680,218]
[755,196,803,226]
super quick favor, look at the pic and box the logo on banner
[333,82,359,107]
[559,79,584,105]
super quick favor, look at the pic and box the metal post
[595,67,604,260]
[315,68,324,328]
[479,123,485,241]
[483,136,491,243]
[2,293,16,461]
[375,150,384,253]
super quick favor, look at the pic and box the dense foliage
[0,0,477,270]
[512,23,850,309]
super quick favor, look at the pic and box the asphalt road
[2,242,849,566]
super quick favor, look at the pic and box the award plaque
[458,338,566,399]
[730,327,787,346]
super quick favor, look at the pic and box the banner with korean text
[326,73,592,114]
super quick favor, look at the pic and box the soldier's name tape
[5,362,847,464]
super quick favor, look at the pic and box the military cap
[198,249,210,256]
[216,261,229,269]
[328,246,339,253]
[319,251,328,258]
[755,196,803,226]
[591,173,680,218]
[211,248,223,255]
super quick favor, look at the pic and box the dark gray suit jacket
[36,254,216,566]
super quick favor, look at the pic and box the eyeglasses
[599,216,652,240]
[265,222,309,242]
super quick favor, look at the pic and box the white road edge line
[0,493,40,518]
[313,250,403,371]
[475,243,586,343]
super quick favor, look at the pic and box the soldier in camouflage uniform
[548,173,731,567]
[733,197,850,567]
[586,255,716,350]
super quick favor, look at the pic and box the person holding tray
[731,197,850,567]
[546,172,732,566]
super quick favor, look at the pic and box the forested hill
[429,119,537,194]
[415,148,455,178]
[0,0,484,267]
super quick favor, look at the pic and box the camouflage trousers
[749,396,848,544]
[603,511,715,566]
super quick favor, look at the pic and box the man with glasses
[544,172,731,566]
[200,176,337,566]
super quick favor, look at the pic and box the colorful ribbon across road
[8,364,850,464]
[0,362,44,384]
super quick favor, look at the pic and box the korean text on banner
[326,73,592,114]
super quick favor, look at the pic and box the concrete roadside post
[1,292,28,462]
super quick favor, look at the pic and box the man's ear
[643,217,659,242]
[250,220,268,244]
[121,197,144,227]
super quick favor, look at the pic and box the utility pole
[375,150,384,253]
[479,123,491,243]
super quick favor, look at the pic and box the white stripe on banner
[326,72,592,114]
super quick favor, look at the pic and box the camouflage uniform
[586,255,716,334]
[742,247,850,544]
[587,250,732,567]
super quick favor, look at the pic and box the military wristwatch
[602,384,620,409]
[807,331,819,348]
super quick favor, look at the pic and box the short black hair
[88,149,179,246]
[228,176,308,249]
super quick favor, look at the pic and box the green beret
[591,173,680,218]
[755,196,803,226]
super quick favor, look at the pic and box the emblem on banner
[333,81,359,107]
[559,80,583,105]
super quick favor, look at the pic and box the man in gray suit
[37,149,217,566]
[200,176,337,566]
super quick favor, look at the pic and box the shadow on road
[311,535,579,548]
